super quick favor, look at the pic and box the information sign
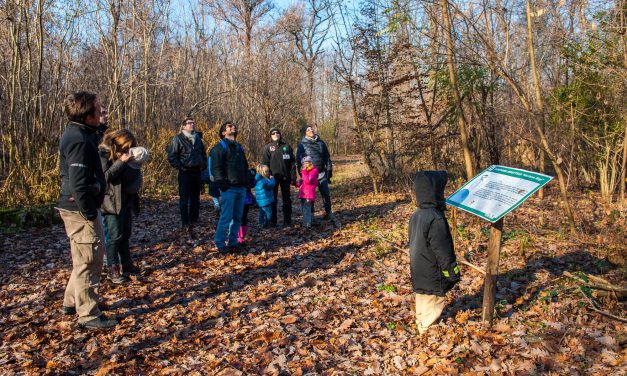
[446,165,553,222]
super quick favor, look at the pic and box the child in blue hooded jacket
[254,164,275,228]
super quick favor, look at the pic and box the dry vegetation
[1,156,625,374]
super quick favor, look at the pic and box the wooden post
[451,207,458,250]
[482,218,504,326]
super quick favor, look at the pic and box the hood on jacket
[301,135,319,144]
[413,171,447,209]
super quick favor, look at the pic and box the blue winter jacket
[254,174,275,207]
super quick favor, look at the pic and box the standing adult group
[167,120,334,253]
[57,90,333,329]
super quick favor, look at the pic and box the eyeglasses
[271,131,280,135]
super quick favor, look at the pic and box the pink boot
[238,226,249,244]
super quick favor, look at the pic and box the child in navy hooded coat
[409,171,460,333]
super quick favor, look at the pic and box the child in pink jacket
[297,156,318,227]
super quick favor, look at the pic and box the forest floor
[0,155,625,375]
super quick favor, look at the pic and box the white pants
[415,293,446,334]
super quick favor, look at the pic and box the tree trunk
[526,0,546,199]
[620,0,627,205]
[441,0,474,180]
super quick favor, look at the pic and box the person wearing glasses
[209,121,250,253]
[261,127,296,227]
[167,117,208,238]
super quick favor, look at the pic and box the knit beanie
[128,147,149,169]
[300,124,311,136]
[269,127,280,135]
[302,156,313,164]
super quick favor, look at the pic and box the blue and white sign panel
[446,165,553,223]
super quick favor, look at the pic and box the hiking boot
[61,303,108,315]
[122,261,141,276]
[79,315,118,329]
[323,213,335,221]
[107,265,127,284]
[188,224,196,239]
[227,242,242,252]
[282,221,292,228]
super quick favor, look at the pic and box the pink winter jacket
[298,167,319,201]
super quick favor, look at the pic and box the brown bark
[441,0,474,180]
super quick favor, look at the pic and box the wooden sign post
[446,166,552,327]
[482,218,503,325]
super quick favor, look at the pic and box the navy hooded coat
[409,171,460,296]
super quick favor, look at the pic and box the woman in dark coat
[99,129,143,283]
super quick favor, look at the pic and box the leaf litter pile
[1,157,625,375]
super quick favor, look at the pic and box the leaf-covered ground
[1,156,625,375]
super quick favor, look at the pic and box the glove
[442,262,461,283]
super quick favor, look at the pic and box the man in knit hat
[167,117,207,238]
[209,121,250,253]
[296,124,334,220]
[261,127,296,227]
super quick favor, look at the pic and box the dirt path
[0,156,624,374]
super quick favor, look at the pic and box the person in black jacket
[409,171,460,334]
[209,121,249,253]
[57,91,117,329]
[296,124,333,219]
[261,127,295,227]
[167,117,207,237]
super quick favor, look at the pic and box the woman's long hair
[102,129,137,161]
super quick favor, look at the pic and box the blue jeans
[258,204,272,227]
[301,199,313,227]
[178,170,201,226]
[102,203,133,266]
[214,186,246,249]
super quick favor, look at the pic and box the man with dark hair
[57,91,117,329]
[261,127,295,227]
[167,116,208,238]
[210,121,249,253]
[297,124,334,219]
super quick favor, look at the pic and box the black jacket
[296,136,332,179]
[209,138,250,190]
[167,132,208,172]
[99,147,141,215]
[261,139,296,182]
[57,122,106,220]
[409,171,460,296]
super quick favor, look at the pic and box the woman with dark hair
[99,129,147,283]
